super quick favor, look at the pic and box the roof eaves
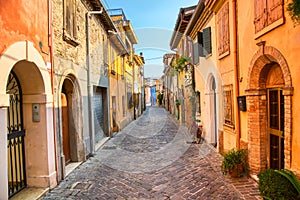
[170,5,196,50]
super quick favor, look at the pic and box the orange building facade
[168,0,300,177]
[0,1,57,199]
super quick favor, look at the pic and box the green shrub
[258,169,299,200]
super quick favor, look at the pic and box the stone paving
[43,107,261,200]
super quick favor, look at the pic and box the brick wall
[246,45,293,174]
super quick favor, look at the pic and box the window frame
[63,0,79,46]
[223,85,234,127]
[254,0,284,39]
[217,2,230,58]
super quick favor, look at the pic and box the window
[218,2,230,56]
[193,32,204,64]
[254,0,284,33]
[63,0,78,46]
[224,85,234,126]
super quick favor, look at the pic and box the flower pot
[229,163,243,178]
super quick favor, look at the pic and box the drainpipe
[232,0,241,149]
[48,0,59,182]
[86,9,103,155]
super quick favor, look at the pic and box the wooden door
[61,93,71,164]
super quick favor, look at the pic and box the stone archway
[0,41,56,199]
[246,45,293,174]
[206,74,218,146]
[57,71,85,179]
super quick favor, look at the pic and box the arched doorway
[58,73,85,178]
[246,46,293,174]
[208,75,217,146]
[6,71,26,197]
[0,41,57,199]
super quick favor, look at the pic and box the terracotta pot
[229,163,243,178]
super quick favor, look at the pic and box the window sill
[254,18,284,40]
[218,50,230,60]
[63,31,80,47]
[224,123,235,129]
[200,53,212,59]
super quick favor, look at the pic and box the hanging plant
[174,56,191,72]
[287,0,300,25]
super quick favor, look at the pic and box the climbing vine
[287,0,300,25]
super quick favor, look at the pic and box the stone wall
[52,0,110,181]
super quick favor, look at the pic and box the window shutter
[218,2,230,56]
[267,0,283,24]
[254,0,267,33]
[193,43,199,65]
[223,2,229,53]
[72,0,77,38]
[197,32,204,57]
[188,39,193,58]
[203,27,212,55]
[217,11,223,55]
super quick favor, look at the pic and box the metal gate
[6,72,26,198]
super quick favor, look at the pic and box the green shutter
[203,27,212,55]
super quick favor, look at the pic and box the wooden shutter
[65,0,76,38]
[254,0,267,33]
[72,0,77,38]
[188,39,193,58]
[217,10,223,55]
[218,2,230,56]
[267,0,283,24]
[203,27,212,55]
[193,43,199,65]
[223,3,229,54]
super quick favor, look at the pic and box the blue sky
[104,0,199,78]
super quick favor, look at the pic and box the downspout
[86,9,103,155]
[232,0,241,149]
[48,0,59,182]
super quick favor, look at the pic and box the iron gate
[6,72,26,198]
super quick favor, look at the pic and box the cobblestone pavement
[43,107,261,200]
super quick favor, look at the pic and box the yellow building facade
[108,9,144,131]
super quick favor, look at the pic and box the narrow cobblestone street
[43,107,261,200]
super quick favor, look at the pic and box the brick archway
[246,46,293,174]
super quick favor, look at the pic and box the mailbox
[32,103,40,122]
[237,96,246,111]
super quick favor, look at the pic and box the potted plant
[221,148,247,177]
